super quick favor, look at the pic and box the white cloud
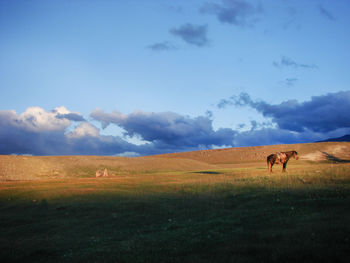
[0,106,86,133]
[53,106,71,115]
[67,122,100,138]
[24,107,71,131]
[0,107,71,132]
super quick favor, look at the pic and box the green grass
[1,162,350,262]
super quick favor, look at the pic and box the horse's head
[293,151,299,160]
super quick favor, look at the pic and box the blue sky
[1,0,350,156]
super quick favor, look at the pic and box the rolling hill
[1,141,349,181]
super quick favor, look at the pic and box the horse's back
[278,152,288,162]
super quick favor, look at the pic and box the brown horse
[267,151,299,173]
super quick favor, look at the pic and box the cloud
[217,91,350,133]
[217,92,253,109]
[234,125,350,148]
[65,132,136,156]
[318,5,336,21]
[233,127,324,147]
[281,6,301,31]
[3,92,350,156]
[285,78,298,87]
[67,122,100,138]
[147,41,177,51]
[273,56,318,69]
[0,107,71,133]
[91,109,236,149]
[0,106,237,156]
[52,106,85,121]
[168,5,183,14]
[200,0,262,27]
[56,113,85,122]
[0,107,135,155]
[170,23,209,47]
[278,78,298,87]
[249,120,273,131]
[114,151,141,157]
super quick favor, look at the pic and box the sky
[0,0,350,156]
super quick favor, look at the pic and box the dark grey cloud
[56,113,85,122]
[66,132,137,156]
[0,126,67,155]
[147,41,177,51]
[91,109,235,149]
[318,5,336,21]
[233,127,320,147]
[51,107,85,122]
[170,23,209,47]
[200,0,262,27]
[218,91,350,133]
[273,56,318,69]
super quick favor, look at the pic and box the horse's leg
[269,162,274,173]
[282,162,287,172]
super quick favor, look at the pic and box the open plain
[1,142,350,262]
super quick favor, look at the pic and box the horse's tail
[267,155,271,171]
[267,154,273,164]
[267,154,274,172]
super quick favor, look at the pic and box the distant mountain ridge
[318,134,350,142]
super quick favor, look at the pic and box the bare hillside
[152,142,350,164]
[1,142,349,181]
[0,155,216,181]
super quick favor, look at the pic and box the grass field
[1,142,350,262]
